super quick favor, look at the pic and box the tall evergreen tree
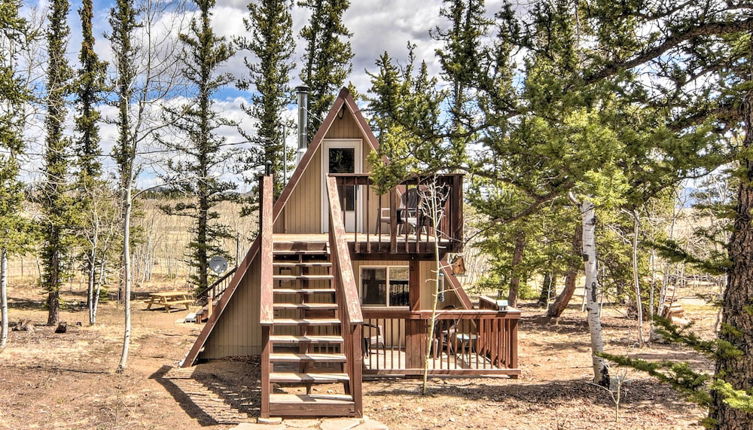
[74,0,108,324]
[40,0,75,326]
[158,0,236,292]
[237,0,295,196]
[0,0,36,348]
[298,0,353,135]
[432,0,490,137]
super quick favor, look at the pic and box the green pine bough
[598,316,753,427]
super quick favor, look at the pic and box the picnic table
[145,291,194,312]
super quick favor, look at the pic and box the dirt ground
[0,280,713,430]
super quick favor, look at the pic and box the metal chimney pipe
[296,85,309,163]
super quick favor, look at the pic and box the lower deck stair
[268,394,356,417]
[261,239,360,418]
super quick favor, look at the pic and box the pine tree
[40,0,75,326]
[600,316,753,427]
[432,0,490,136]
[298,0,353,135]
[74,0,109,325]
[0,0,36,348]
[237,0,295,196]
[158,0,236,292]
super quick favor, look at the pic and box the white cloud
[21,0,517,188]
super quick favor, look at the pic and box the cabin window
[360,266,409,307]
[329,147,356,211]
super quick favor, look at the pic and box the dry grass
[0,278,714,429]
[5,198,256,292]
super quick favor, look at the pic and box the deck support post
[405,319,426,369]
[409,259,420,311]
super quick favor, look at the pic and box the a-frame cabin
[182,88,520,418]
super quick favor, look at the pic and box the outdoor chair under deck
[431,306,462,357]
[362,322,385,358]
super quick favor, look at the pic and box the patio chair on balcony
[397,188,425,235]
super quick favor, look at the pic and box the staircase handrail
[194,266,237,301]
[325,176,363,325]
[325,176,363,417]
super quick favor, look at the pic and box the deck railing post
[352,323,363,416]
[509,317,519,377]
[258,175,274,416]
[260,324,271,417]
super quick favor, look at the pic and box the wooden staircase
[258,175,363,418]
[262,240,356,416]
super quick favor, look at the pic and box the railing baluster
[352,178,358,250]
[390,188,397,253]
[368,321,373,370]
[366,181,371,253]
[474,319,479,369]
[404,184,409,253]
[390,318,395,371]
[377,193,382,252]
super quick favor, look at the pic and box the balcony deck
[273,233,453,258]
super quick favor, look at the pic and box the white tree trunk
[91,258,106,325]
[1,249,8,349]
[581,200,610,386]
[422,218,442,395]
[87,232,97,325]
[631,211,644,347]
[421,180,446,395]
[116,184,133,373]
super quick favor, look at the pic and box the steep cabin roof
[181,88,470,366]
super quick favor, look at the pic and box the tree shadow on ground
[7,296,46,310]
[364,377,692,413]
[150,363,260,426]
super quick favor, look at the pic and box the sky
[17,0,511,190]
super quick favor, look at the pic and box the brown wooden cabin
[181,88,520,418]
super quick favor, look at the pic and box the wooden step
[269,372,349,383]
[273,303,338,310]
[274,288,335,294]
[273,249,328,255]
[273,318,341,326]
[274,274,334,281]
[270,393,353,404]
[269,335,344,344]
[273,262,332,268]
[270,353,347,363]
[268,394,355,417]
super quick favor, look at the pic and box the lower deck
[363,346,520,377]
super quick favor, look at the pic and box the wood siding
[278,108,376,234]
[200,255,262,358]
[355,260,460,310]
[419,260,463,310]
[199,257,462,359]
[282,146,322,233]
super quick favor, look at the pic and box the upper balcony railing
[330,173,464,256]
